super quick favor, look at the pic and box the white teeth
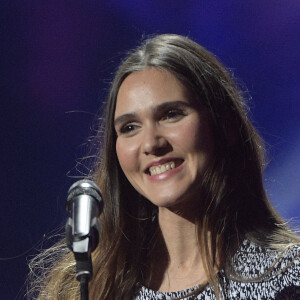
[149,161,176,176]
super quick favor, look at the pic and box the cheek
[178,117,214,166]
[174,119,204,151]
[116,139,139,175]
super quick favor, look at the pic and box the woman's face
[114,68,214,208]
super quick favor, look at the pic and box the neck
[146,205,209,292]
[158,207,200,268]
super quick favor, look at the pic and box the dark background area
[1,1,299,299]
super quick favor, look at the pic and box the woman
[28,34,300,299]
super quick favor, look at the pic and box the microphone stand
[80,275,89,300]
[66,216,101,300]
[73,237,93,300]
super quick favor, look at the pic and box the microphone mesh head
[66,179,103,212]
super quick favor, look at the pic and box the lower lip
[146,162,184,182]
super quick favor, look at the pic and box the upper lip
[144,157,183,173]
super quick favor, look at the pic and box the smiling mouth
[148,160,183,176]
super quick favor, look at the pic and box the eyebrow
[114,112,137,128]
[114,100,190,128]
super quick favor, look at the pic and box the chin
[148,194,188,209]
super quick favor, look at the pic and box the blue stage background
[1,1,299,298]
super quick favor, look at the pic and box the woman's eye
[162,109,186,121]
[119,124,138,134]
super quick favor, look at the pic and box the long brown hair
[27,34,299,299]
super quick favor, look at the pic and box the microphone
[65,179,103,281]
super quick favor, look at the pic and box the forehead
[114,68,189,117]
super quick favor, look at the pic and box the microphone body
[66,179,103,280]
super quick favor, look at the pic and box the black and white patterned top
[134,240,300,299]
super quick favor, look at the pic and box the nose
[142,125,169,156]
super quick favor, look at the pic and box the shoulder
[224,239,300,299]
[232,239,300,280]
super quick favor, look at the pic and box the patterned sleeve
[274,246,300,299]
